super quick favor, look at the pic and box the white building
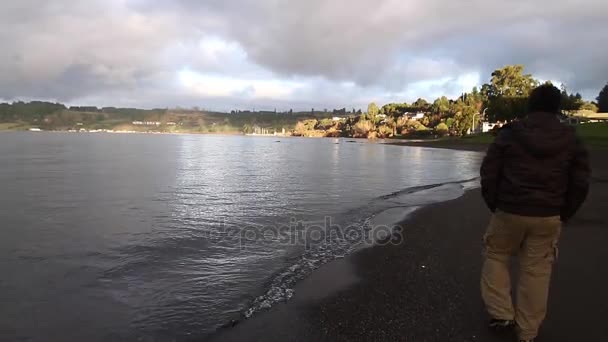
[406,112,425,121]
[482,122,498,133]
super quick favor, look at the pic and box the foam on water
[241,177,480,320]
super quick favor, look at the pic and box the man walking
[479,84,591,342]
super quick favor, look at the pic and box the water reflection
[0,133,484,342]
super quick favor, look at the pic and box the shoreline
[208,182,478,341]
[210,148,608,342]
[208,178,479,340]
[208,188,482,342]
[384,139,489,152]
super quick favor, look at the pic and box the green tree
[412,98,430,112]
[452,105,477,136]
[384,116,398,136]
[367,102,379,123]
[482,65,539,121]
[486,65,538,97]
[598,83,608,112]
[470,86,483,104]
[560,85,584,112]
[432,96,450,115]
[445,117,454,128]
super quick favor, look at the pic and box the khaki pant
[481,210,561,340]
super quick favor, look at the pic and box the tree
[482,65,539,121]
[470,86,483,104]
[353,120,374,138]
[412,98,430,112]
[485,65,538,97]
[367,102,379,124]
[452,105,477,136]
[598,83,608,112]
[445,118,454,128]
[561,85,584,112]
[377,124,393,138]
[432,96,450,115]
[384,116,398,136]
[294,119,318,136]
[580,102,599,112]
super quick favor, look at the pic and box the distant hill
[0,101,354,133]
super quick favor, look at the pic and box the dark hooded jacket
[480,112,590,221]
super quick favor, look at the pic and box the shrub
[377,124,393,138]
[324,128,341,137]
[446,118,454,128]
[353,120,374,138]
[434,122,449,137]
[395,116,408,131]
[293,119,318,136]
[317,118,335,130]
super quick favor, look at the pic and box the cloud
[0,0,607,110]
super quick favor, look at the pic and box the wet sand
[210,149,608,342]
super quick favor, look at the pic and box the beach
[210,148,608,342]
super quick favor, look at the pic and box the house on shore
[571,111,608,123]
[404,112,425,121]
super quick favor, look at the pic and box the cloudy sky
[1,0,607,111]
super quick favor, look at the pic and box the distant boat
[28,128,42,132]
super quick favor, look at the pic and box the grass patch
[0,122,30,131]
[576,122,608,148]
[441,123,608,148]
[460,133,494,144]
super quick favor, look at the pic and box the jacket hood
[509,112,574,158]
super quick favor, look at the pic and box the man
[479,84,590,342]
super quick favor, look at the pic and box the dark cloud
[0,0,607,108]
[163,0,608,90]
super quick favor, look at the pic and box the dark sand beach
[210,148,608,342]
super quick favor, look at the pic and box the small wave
[379,176,479,200]
[238,178,479,322]
[243,216,372,318]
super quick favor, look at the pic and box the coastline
[209,148,608,342]
[384,139,489,152]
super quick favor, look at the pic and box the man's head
[528,84,562,113]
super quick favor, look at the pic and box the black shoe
[488,318,515,332]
